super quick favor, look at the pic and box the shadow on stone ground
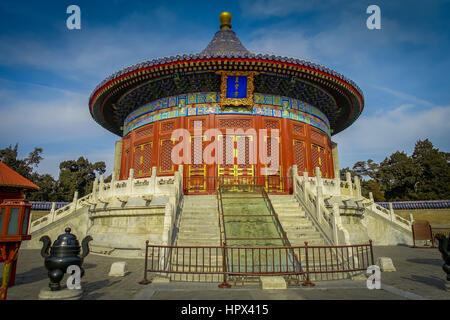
[83,263,97,270]
[11,266,48,285]
[401,275,447,290]
[1,263,98,286]
[82,279,121,300]
[407,258,443,266]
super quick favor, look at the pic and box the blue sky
[1,0,449,178]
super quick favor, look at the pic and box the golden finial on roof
[219,11,232,30]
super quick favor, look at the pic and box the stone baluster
[302,172,308,200]
[369,192,374,202]
[388,202,394,221]
[409,213,414,223]
[178,165,183,179]
[128,168,134,195]
[316,184,323,224]
[346,172,353,197]
[92,178,99,201]
[72,191,78,211]
[332,202,341,245]
[151,166,157,194]
[173,171,180,197]
[292,165,298,194]
[110,171,116,195]
[50,202,57,223]
[354,175,362,199]
[99,174,105,199]
[334,169,341,195]
[178,166,183,197]
[162,202,173,247]
[315,167,322,188]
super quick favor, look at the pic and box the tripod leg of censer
[0,262,13,300]
[8,259,18,287]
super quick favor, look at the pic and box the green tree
[1,145,109,201]
[344,139,450,201]
[27,173,58,201]
[363,180,385,202]
[352,159,379,181]
[57,157,106,201]
[376,151,421,201]
[411,139,450,200]
[0,144,43,179]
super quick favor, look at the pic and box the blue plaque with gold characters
[226,75,248,99]
[217,71,258,110]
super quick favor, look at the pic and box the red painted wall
[119,114,334,189]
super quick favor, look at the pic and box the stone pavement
[1,245,449,300]
[1,249,145,300]
[372,245,449,300]
[135,281,407,300]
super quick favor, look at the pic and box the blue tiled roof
[376,200,450,210]
[200,29,252,57]
[30,201,70,211]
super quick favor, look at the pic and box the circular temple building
[89,12,364,195]
[27,13,414,261]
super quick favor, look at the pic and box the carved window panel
[187,135,208,193]
[190,135,207,169]
[134,142,152,178]
[135,125,153,141]
[236,135,254,168]
[134,144,142,172]
[293,124,305,136]
[218,118,252,129]
[262,135,281,176]
[160,120,175,133]
[159,138,175,174]
[311,129,325,144]
[217,135,235,169]
[265,120,279,129]
[189,118,207,130]
[293,139,306,174]
[121,136,131,178]
[142,143,153,176]
[311,143,325,177]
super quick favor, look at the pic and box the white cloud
[370,85,436,108]
[0,80,118,178]
[244,7,439,73]
[0,7,208,83]
[0,81,109,143]
[333,103,450,167]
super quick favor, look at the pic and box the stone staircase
[269,195,348,280]
[175,195,221,246]
[269,195,326,246]
[170,195,223,281]
[166,194,349,282]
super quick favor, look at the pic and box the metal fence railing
[139,241,374,287]
[216,183,296,285]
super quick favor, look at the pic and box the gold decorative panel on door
[217,134,254,186]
